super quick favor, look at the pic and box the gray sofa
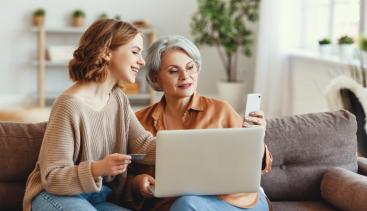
[0,110,366,210]
[262,110,367,211]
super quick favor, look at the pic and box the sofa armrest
[358,157,367,176]
[320,167,367,211]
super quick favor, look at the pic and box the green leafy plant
[99,13,108,19]
[338,35,354,45]
[73,9,86,18]
[33,8,45,17]
[114,15,121,20]
[318,38,331,45]
[191,0,260,82]
[359,35,367,52]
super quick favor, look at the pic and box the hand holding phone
[244,93,262,117]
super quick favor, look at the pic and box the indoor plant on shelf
[72,9,86,27]
[318,38,332,57]
[338,35,354,61]
[191,0,261,111]
[347,35,367,88]
[33,8,45,27]
[359,35,367,63]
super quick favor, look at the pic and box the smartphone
[244,93,262,117]
[129,153,146,161]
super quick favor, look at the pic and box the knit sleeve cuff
[78,160,102,193]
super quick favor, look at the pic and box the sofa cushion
[321,167,367,211]
[0,122,46,182]
[262,110,358,201]
[0,182,25,211]
[272,201,336,211]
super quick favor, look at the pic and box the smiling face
[108,34,145,84]
[156,49,199,99]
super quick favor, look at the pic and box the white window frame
[300,0,365,49]
[361,0,366,33]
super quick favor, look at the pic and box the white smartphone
[244,93,262,117]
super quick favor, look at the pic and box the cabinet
[33,26,156,108]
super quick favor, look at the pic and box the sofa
[262,110,367,211]
[0,110,366,211]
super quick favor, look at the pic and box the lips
[178,83,192,89]
[131,67,139,73]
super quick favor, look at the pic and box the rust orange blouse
[129,92,272,210]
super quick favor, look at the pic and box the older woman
[129,36,272,211]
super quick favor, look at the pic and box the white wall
[289,52,353,115]
[0,0,256,105]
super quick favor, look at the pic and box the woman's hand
[243,110,266,128]
[92,153,131,178]
[133,174,155,198]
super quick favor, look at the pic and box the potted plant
[191,0,260,111]
[99,13,108,20]
[114,15,121,20]
[338,35,354,61]
[359,35,367,62]
[72,9,85,27]
[33,8,45,27]
[318,38,332,57]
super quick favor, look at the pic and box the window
[300,0,361,50]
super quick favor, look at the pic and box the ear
[152,73,159,83]
[152,74,163,91]
[103,51,112,61]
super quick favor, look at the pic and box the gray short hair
[145,35,202,91]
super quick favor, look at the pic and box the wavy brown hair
[69,19,139,82]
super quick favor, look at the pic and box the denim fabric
[170,190,269,211]
[32,185,130,211]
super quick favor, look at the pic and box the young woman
[23,19,156,211]
[129,35,272,211]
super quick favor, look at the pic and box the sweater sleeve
[127,106,156,165]
[38,98,102,195]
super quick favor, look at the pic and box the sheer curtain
[254,0,302,117]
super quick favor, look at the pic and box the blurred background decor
[71,9,85,27]
[191,0,260,111]
[32,8,45,26]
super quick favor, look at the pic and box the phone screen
[244,93,261,117]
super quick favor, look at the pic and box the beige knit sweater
[23,88,156,211]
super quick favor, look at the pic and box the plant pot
[339,44,355,61]
[72,17,85,27]
[33,16,44,27]
[217,81,246,112]
[319,44,332,57]
[361,51,367,63]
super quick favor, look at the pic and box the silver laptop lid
[154,127,265,197]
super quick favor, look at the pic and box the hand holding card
[129,153,146,161]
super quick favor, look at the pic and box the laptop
[150,127,265,197]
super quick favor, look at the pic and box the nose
[179,69,189,80]
[138,56,145,68]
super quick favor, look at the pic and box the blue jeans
[170,190,269,211]
[32,185,130,211]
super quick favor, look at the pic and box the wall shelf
[31,26,154,34]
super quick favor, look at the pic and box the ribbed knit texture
[23,87,156,211]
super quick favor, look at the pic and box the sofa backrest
[262,110,358,201]
[0,121,46,210]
